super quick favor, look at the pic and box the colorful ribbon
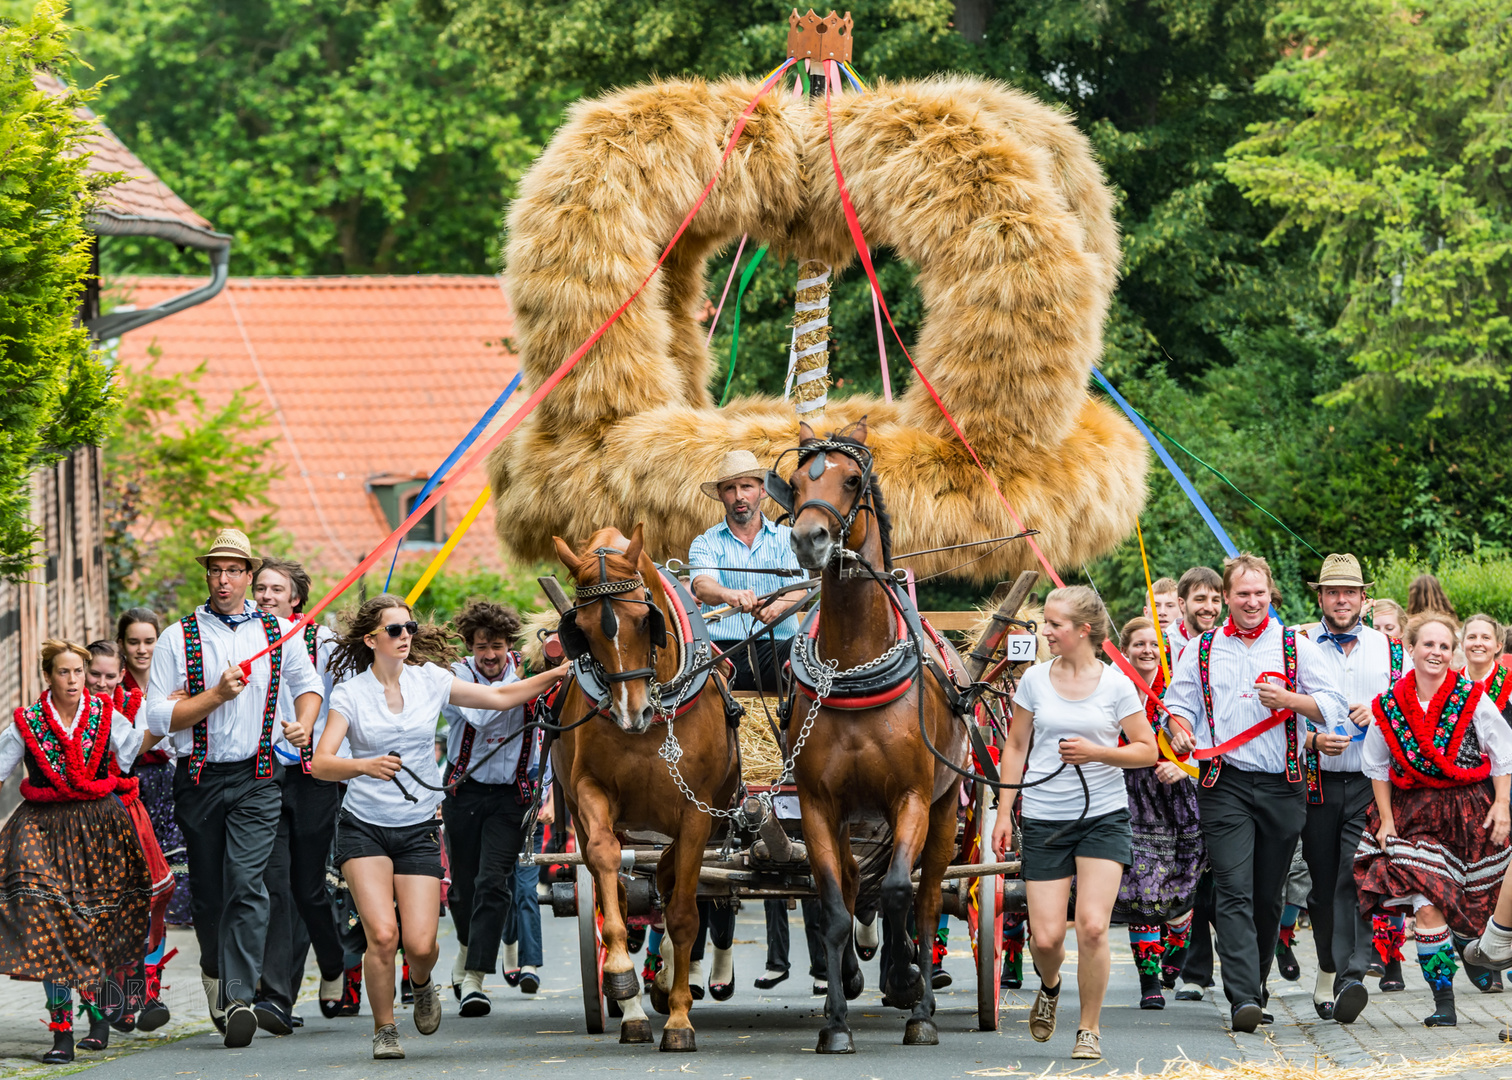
[706,234,748,347]
[718,243,770,406]
[234,57,799,677]
[405,486,492,606]
[1136,518,1171,682]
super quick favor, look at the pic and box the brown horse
[551,523,740,1052]
[774,420,968,1053]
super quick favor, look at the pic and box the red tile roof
[112,276,522,580]
[34,72,215,232]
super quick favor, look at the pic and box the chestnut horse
[551,524,740,1052]
[772,421,968,1053]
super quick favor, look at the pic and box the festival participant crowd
[9,510,1512,1064]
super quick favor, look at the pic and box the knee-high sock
[1278,903,1300,948]
[1129,924,1163,978]
[44,982,71,1033]
[1417,925,1457,991]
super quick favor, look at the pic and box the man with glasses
[145,529,323,1048]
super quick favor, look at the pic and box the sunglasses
[379,621,419,639]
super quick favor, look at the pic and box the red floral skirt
[1354,782,1512,939]
[122,795,175,951]
[0,798,152,986]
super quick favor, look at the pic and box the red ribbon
[1191,671,1295,760]
[234,59,798,678]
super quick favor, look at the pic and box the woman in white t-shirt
[990,586,1155,1062]
[313,595,566,1061]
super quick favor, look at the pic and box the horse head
[776,419,882,572]
[551,522,671,734]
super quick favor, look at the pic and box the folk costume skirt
[1112,766,1206,924]
[1354,782,1511,939]
[0,797,152,986]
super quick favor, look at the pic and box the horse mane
[798,433,893,572]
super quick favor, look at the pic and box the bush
[319,561,558,630]
[1370,547,1512,624]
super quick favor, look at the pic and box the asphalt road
[80,906,1240,1079]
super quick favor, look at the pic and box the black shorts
[333,810,444,879]
[1019,808,1133,881]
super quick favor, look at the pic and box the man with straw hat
[1295,552,1411,1025]
[144,528,323,1049]
[687,450,826,995]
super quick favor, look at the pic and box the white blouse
[0,692,144,781]
[1361,682,1512,782]
[328,662,453,827]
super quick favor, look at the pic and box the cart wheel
[970,782,1004,1032]
[577,864,606,1034]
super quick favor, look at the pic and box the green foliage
[1371,547,1512,626]
[0,1,117,578]
[54,0,540,275]
[105,353,284,616]
[361,561,556,624]
[1222,0,1512,404]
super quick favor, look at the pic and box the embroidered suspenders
[1197,627,1299,788]
[445,651,522,787]
[300,623,320,773]
[181,612,284,783]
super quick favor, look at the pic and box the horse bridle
[559,547,668,684]
[765,439,876,556]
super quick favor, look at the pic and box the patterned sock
[1278,904,1300,948]
[1417,925,1458,991]
[77,988,104,1023]
[1129,924,1164,979]
[642,928,664,982]
[1162,912,1193,983]
[1374,914,1406,965]
[1003,915,1026,983]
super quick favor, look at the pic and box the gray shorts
[1019,808,1133,881]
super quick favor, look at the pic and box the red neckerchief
[1223,616,1268,640]
[1372,670,1488,789]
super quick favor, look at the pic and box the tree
[104,354,284,616]
[0,1,117,579]
[57,0,540,276]
[1222,0,1512,405]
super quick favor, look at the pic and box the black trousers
[173,757,283,1007]
[1180,870,1217,987]
[1301,770,1375,991]
[443,779,529,974]
[713,637,792,693]
[1194,765,1306,1008]
[764,898,826,977]
[260,767,346,1008]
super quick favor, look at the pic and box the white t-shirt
[1014,658,1144,821]
[328,662,453,827]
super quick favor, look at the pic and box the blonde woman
[990,586,1156,1060]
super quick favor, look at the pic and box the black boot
[1275,937,1301,982]
[1139,970,1165,1010]
[43,1028,73,1065]
[77,1011,111,1052]
[1424,984,1457,1027]
[1379,958,1405,992]
[1460,933,1504,993]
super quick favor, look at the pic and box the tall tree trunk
[953,0,993,42]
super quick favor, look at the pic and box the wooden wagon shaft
[538,575,572,615]
[965,569,1039,681]
[920,860,1021,881]
[526,849,732,868]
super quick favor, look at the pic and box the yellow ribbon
[1158,729,1199,777]
[1135,519,1171,682]
[405,487,491,605]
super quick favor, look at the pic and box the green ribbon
[1129,404,1325,559]
[717,244,769,407]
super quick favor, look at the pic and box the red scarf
[1223,616,1268,640]
[14,692,138,804]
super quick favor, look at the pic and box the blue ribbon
[381,371,524,593]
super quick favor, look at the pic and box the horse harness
[764,438,875,550]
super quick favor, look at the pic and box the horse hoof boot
[660,1027,697,1052]
[619,1018,653,1044]
[648,982,671,1016]
[603,969,640,1001]
[816,1027,856,1055]
[903,1018,939,1046]
[844,969,865,1001]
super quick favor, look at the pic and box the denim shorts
[1018,808,1133,881]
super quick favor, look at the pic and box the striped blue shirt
[687,516,805,643]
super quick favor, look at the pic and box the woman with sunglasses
[312,595,566,1060]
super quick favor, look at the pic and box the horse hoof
[660,1027,697,1052]
[816,1027,856,1055]
[603,969,640,1001]
[619,1018,653,1044]
[883,968,924,1011]
[903,1018,939,1046]
[649,982,671,1016]
[844,970,865,1001]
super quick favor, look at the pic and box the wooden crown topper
[787,9,854,63]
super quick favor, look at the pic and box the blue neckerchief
[1316,620,1362,653]
[203,599,260,629]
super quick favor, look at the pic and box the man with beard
[688,450,807,690]
[1168,567,1224,658]
[1164,553,1347,1033]
[1299,553,1411,1023]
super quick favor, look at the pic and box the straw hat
[700,450,769,500]
[1309,552,1372,590]
[195,528,263,572]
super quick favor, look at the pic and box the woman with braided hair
[1111,617,1205,1010]
[312,595,566,1060]
[0,641,158,1064]
[1356,612,1512,1027]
